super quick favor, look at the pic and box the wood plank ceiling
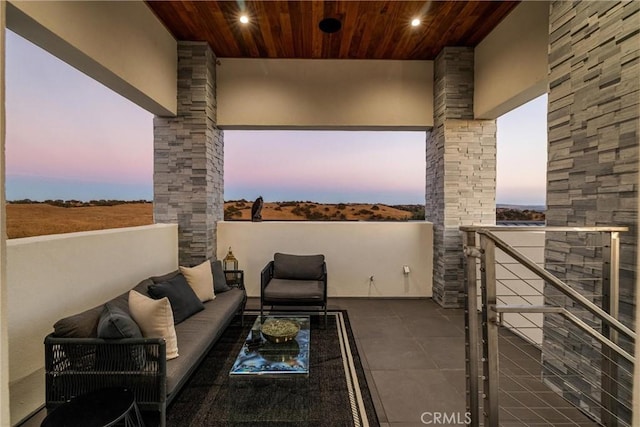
[146,1,519,60]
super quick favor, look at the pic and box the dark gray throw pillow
[211,260,232,293]
[273,253,325,280]
[97,303,146,370]
[97,303,142,339]
[148,274,205,324]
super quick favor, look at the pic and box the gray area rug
[166,311,379,426]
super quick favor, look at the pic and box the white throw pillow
[180,260,215,302]
[128,290,179,360]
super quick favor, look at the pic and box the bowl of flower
[260,318,300,343]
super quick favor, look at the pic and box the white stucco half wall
[7,224,178,423]
[6,0,177,116]
[217,221,433,298]
[0,3,9,426]
[474,1,550,119]
[494,229,545,346]
[217,59,433,129]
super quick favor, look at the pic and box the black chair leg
[240,296,246,327]
[324,304,327,329]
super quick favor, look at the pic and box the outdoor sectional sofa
[44,260,246,426]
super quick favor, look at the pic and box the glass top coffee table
[230,315,310,377]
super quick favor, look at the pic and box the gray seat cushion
[273,253,325,280]
[263,278,324,303]
[165,287,245,395]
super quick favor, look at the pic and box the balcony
[9,222,624,427]
[10,221,433,424]
[1,1,637,425]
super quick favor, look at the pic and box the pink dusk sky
[5,30,547,206]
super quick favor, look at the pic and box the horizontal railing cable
[498,319,634,394]
[478,229,635,342]
[495,321,632,426]
[462,226,633,427]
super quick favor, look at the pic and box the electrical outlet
[403,265,410,274]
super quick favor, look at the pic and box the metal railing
[461,226,634,427]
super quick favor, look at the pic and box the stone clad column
[153,42,224,266]
[426,47,497,308]
[543,1,638,423]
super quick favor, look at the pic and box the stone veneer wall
[154,42,224,266]
[543,1,639,423]
[426,47,496,308]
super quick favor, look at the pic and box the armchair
[260,253,327,327]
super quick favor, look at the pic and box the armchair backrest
[273,253,325,280]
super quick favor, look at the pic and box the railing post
[479,234,500,427]
[462,230,479,427]
[601,231,620,427]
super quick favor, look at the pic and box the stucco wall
[0,3,8,426]
[217,59,433,129]
[217,221,433,298]
[494,230,545,346]
[474,1,549,119]
[6,0,177,116]
[7,224,178,423]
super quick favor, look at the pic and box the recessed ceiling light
[411,18,421,27]
[239,15,249,24]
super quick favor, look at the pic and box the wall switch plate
[403,265,410,274]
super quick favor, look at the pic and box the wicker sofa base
[45,278,245,427]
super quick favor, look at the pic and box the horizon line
[6,198,547,208]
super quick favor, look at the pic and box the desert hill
[5,200,544,239]
[224,200,418,221]
[6,202,153,239]
[496,208,545,221]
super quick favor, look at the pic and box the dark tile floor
[21,297,599,427]
[323,298,468,427]
[321,298,598,427]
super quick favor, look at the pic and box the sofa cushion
[273,253,325,280]
[129,291,179,360]
[148,274,205,324]
[97,303,146,369]
[211,260,232,293]
[180,260,215,302]
[132,278,153,295]
[54,306,103,338]
[150,270,181,284]
[263,278,325,302]
[54,291,130,338]
[165,287,245,394]
[53,291,130,372]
